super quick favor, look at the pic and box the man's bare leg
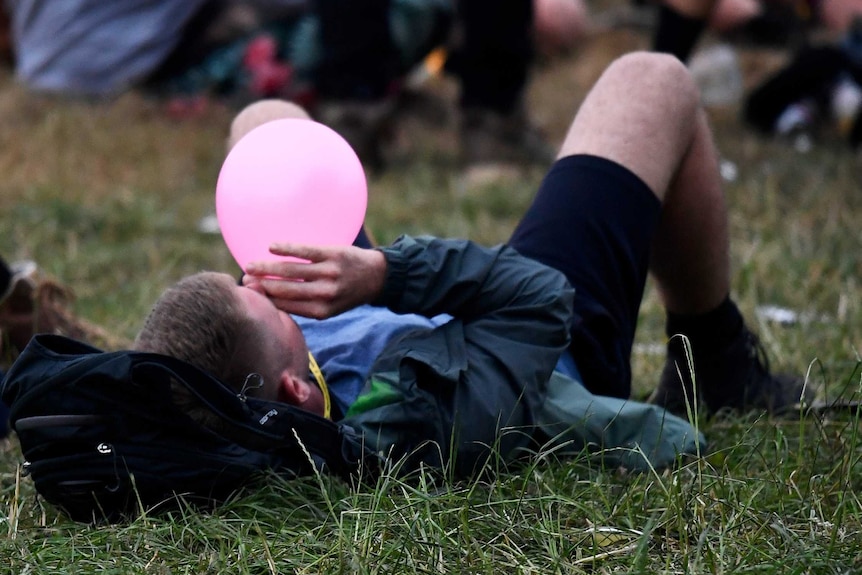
[557,51,805,414]
[559,52,729,315]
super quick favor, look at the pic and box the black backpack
[0,334,378,523]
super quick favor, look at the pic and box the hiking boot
[314,98,398,172]
[459,105,555,169]
[649,328,811,417]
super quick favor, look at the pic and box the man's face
[229,277,310,402]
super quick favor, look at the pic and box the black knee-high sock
[665,295,744,353]
[652,4,708,63]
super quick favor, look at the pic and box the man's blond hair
[227,99,311,152]
[134,272,270,428]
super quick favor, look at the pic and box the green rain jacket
[342,235,705,475]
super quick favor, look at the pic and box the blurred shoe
[459,105,555,170]
[0,260,36,303]
[0,262,128,362]
[649,328,811,417]
[394,88,451,126]
[314,98,398,172]
[0,260,37,356]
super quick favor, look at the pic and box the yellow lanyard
[308,351,331,420]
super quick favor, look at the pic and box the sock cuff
[665,295,744,348]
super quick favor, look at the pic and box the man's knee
[559,51,704,196]
[607,51,690,80]
[607,51,697,87]
[603,51,700,116]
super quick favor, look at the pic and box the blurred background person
[3,0,588,171]
[650,0,862,63]
[651,0,720,62]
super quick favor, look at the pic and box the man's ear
[277,370,311,405]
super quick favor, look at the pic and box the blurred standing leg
[449,0,554,167]
[313,0,399,101]
[449,0,533,115]
[311,0,402,170]
[653,0,720,62]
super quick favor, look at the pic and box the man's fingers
[242,242,382,318]
[268,243,331,261]
[253,276,324,299]
[245,244,345,278]
[245,259,314,279]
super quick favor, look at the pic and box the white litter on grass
[689,44,744,107]
[793,133,813,154]
[197,213,221,235]
[720,159,738,182]
[634,305,828,356]
[756,304,829,325]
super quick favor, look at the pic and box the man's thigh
[508,154,661,398]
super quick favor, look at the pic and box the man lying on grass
[135,52,808,474]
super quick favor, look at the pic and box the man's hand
[242,243,386,319]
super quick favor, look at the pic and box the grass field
[2,17,862,574]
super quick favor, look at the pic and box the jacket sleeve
[346,235,575,475]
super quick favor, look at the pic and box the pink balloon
[216,118,367,270]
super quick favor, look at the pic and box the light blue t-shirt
[295,306,451,416]
[296,305,582,417]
